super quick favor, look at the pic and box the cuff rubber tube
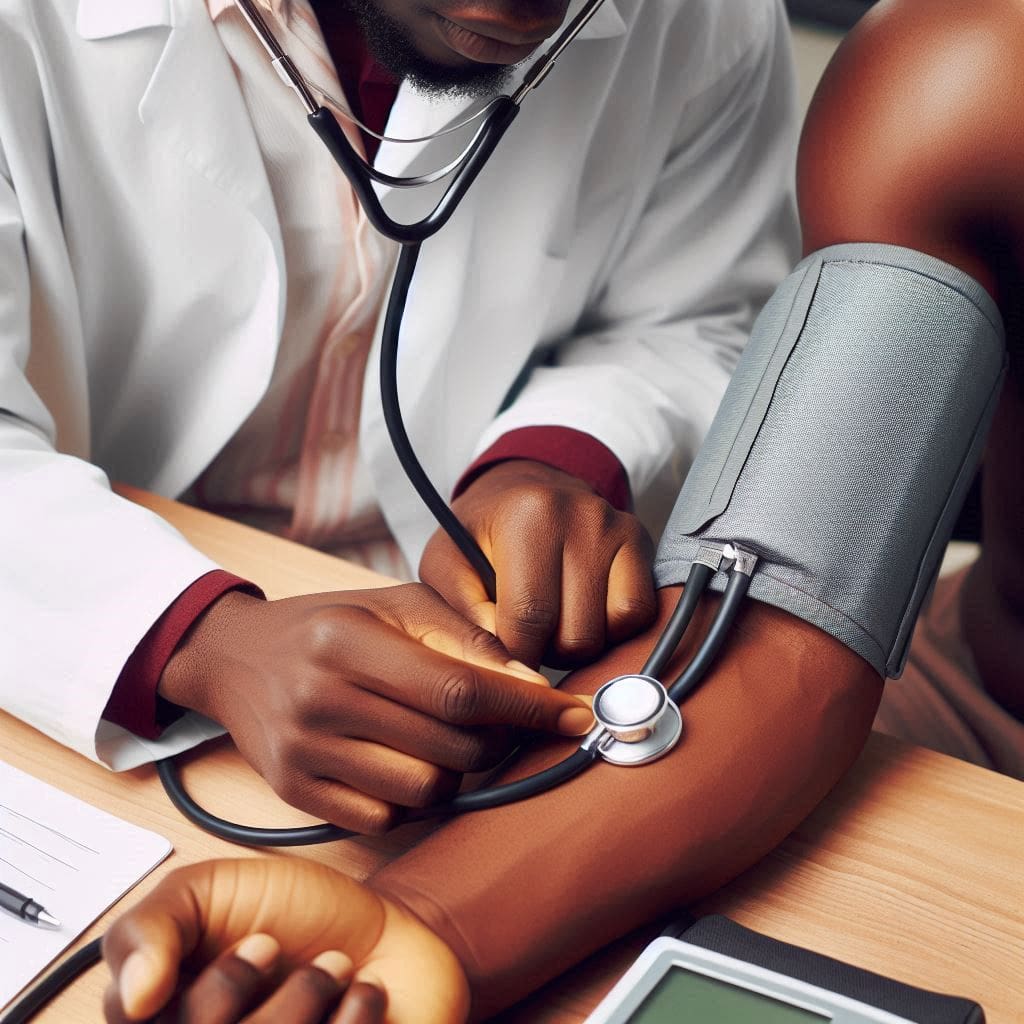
[654,243,1007,677]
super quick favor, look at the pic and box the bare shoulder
[798,0,1024,289]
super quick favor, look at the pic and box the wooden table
[3,488,1022,1022]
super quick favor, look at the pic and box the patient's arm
[101,588,880,1022]
[797,0,1024,719]
[370,586,881,1018]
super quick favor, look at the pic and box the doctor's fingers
[417,528,496,633]
[290,736,462,814]
[601,534,657,647]
[488,521,565,668]
[299,689,514,772]
[361,580,533,680]
[330,617,593,736]
[543,511,655,665]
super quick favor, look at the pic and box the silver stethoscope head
[585,674,683,766]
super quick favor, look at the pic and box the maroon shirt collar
[313,4,399,160]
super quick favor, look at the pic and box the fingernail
[558,704,596,736]
[119,951,155,1020]
[506,659,547,684]
[234,933,280,972]
[311,950,354,982]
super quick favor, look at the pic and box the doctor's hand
[102,858,469,1024]
[158,583,594,833]
[420,460,657,669]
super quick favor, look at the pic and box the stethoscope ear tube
[307,97,520,244]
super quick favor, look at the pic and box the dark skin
[797,0,1024,721]
[158,0,656,833]
[338,0,572,70]
[107,593,881,1022]
[159,584,598,834]
[105,4,1023,1019]
[358,0,570,63]
[101,858,464,1023]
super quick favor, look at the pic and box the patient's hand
[102,858,469,1023]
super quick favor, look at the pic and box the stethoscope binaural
[150,0,763,848]
[2,9,762,1019]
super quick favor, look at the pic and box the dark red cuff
[103,570,263,740]
[453,426,632,511]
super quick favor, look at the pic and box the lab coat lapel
[76,0,284,294]
[76,0,286,496]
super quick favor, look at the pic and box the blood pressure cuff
[655,243,1007,677]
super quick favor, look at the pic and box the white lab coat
[0,0,799,769]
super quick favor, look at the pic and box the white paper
[0,761,172,1009]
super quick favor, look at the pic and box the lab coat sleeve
[0,149,227,771]
[473,2,800,532]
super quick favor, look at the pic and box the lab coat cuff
[453,426,631,510]
[102,570,264,740]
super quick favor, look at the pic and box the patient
[100,1,1023,1019]
[795,0,1024,778]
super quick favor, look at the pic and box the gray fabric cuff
[654,243,1006,677]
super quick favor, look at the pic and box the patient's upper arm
[796,0,1024,299]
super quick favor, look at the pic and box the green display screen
[631,967,831,1023]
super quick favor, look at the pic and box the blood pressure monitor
[584,917,985,1024]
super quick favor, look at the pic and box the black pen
[0,880,61,928]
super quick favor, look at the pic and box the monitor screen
[631,966,831,1023]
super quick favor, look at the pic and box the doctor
[0,0,798,830]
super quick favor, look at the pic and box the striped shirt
[190,0,408,578]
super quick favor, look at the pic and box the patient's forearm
[369,586,882,1019]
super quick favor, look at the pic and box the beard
[341,0,516,99]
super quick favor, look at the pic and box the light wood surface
[3,489,1022,1022]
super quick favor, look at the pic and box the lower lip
[434,15,542,64]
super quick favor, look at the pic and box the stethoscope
[150,0,763,847]
[3,6,760,1017]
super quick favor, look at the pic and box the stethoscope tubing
[148,0,761,851]
[307,98,520,244]
[153,563,754,849]
[0,938,103,1024]
[378,243,498,599]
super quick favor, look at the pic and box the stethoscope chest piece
[591,675,682,766]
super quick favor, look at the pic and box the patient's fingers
[242,951,354,1023]
[330,981,388,1024]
